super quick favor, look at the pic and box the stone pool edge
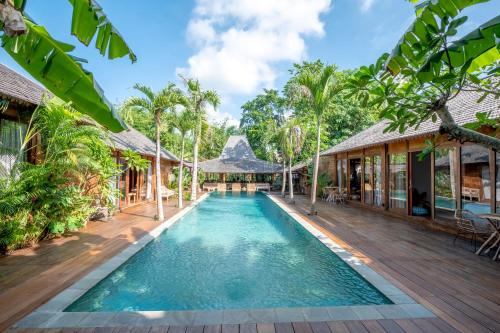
[14,192,435,328]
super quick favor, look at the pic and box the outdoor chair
[232,183,241,191]
[161,186,176,202]
[247,183,256,192]
[454,209,492,251]
[217,183,227,192]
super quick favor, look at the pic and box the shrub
[0,102,120,254]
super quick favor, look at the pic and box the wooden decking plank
[291,322,313,333]
[149,327,169,333]
[186,326,204,333]
[275,323,294,333]
[426,318,461,333]
[203,325,221,333]
[360,321,387,333]
[326,322,349,333]
[392,320,425,333]
[308,321,331,333]
[222,325,239,333]
[257,323,275,333]
[240,324,257,333]
[344,321,369,333]
[377,320,405,333]
[168,326,188,333]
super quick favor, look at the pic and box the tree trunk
[436,106,500,151]
[281,159,286,198]
[178,135,185,209]
[190,123,201,201]
[155,114,164,221]
[310,119,321,215]
[288,157,294,203]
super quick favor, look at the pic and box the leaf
[68,0,136,62]
[2,19,126,132]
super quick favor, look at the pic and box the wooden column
[489,149,496,213]
[383,144,389,210]
[454,145,461,210]
[361,150,365,204]
[430,150,435,221]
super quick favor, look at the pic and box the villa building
[312,90,499,230]
[0,64,179,210]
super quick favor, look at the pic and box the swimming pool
[66,192,391,312]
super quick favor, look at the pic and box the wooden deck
[0,200,187,331]
[3,194,500,333]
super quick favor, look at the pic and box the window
[461,144,491,215]
[364,156,372,205]
[389,153,406,210]
[0,119,27,175]
[434,147,457,217]
[374,155,382,207]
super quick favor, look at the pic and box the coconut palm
[171,108,196,209]
[181,77,220,201]
[124,83,186,221]
[277,118,304,203]
[296,65,341,214]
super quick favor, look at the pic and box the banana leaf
[68,0,136,63]
[1,19,126,132]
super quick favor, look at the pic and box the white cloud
[177,0,331,96]
[360,0,375,12]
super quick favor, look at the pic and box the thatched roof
[0,64,51,106]
[108,127,179,162]
[321,90,499,156]
[199,135,281,173]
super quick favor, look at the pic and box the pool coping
[14,192,435,329]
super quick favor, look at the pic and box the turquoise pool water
[66,192,391,312]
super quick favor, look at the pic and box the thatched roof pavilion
[199,135,281,174]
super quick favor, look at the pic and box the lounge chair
[232,183,241,191]
[454,209,492,251]
[247,183,256,192]
[217,183,227,192]
[203,182,218,192]
[161,186,176,202]
[255,183,270,191]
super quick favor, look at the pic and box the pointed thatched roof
[199,135,281,174]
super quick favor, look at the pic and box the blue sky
[1,0,498,126]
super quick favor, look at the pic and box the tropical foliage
[0,101,120,254]
[0,0,135,131]
[123,84,186,221]
[347,0,500,150]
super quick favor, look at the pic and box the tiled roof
[199,135,281,173]
[321,90,500,156]
[0,64,50,105]
[108,127,179,162]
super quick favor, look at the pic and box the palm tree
[171,108,195,209]
[296,65,340,214]
[277,118,304,203]
[124,83,186,221]
[181,77,220,201]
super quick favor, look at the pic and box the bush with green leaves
[0,101,120,254]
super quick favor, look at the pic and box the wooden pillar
[431,150,435,220]
[454,145,461,210]
[383,144,389,210]
[332,155,338,187]
[152,156,157,202]
[406,140,410,216]
[489,149,496,213]
[361,149,365,204]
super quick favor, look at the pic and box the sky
[1,0,499,127]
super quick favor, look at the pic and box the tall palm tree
[124,83,186,221]
[277,118,304,203]
[296,65,340,214]
[181,77,220,201]
[171,108,195,209]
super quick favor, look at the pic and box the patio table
[476,213,500,260]
[323,186,339,202]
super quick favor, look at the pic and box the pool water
[66,192,391,312]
